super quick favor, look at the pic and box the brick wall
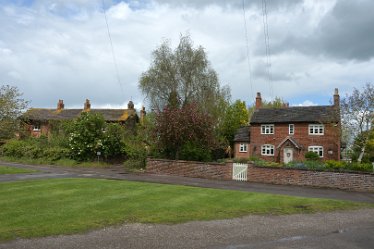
[234,142,250,159]
[146,158,232,180]
[146,159,374,192]
[247,166,374,192]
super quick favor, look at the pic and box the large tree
[341,83,373,162]
[0,85,28,140]
[219,100,249,146]
[153,103,216,161]
[139,34,230,117]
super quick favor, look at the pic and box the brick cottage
[22,99,146,138]
[234,89,341,163]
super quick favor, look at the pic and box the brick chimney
[128,100,134,109]
[57,99,64,111]
[255,92,262,109]
[84,99,91,111]
[333,88,340,108]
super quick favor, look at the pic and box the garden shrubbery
[1,138,69,162]
[248,156,372,173]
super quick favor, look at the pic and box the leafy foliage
[304,151,320,161]
[1,138,69,161]
[341,83,373,162]
[139,34,230,124]
[248,96,287,121]
[153,103,216,160]
[0,85,28,140]
[68,112,126,161]
[219,100,249,146]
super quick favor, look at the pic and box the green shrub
[303,160,325,170]
[325,160,345,170]
[233,158,249,164]
[1,139,29,157]
[179,142,212,162]
[1,138,69,162]
[254,159,282,167]
[42,147,70,161]
[304,151,320,161]
[345,162,373,173]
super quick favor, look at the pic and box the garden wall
[146,158,232,180]
[146,158,374,192]
[247,166,374,192]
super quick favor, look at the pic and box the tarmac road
[1,209,373,249]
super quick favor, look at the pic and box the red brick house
[22,99,146,138]
[233,126,250,159]
[234,89,341,163]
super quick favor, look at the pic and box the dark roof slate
[233,126,250,142]
[22,108,137,122]
[250,106,339,124]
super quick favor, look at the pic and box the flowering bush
[68,112,125,161]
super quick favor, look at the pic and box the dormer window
[261,124,274,134]
[309,124,324,135]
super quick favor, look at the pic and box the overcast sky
[1,0,373,110]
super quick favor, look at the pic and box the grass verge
[0,165,38,174]
[0,178,372,241]
[0,156,110,168]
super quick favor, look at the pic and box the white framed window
[289,124,294,135]
[261,124,274,134]
[309,124,324,135]
[308,146,323,157]
[32,125,41,131]
[239,143,248,152]
[261,144,274,156]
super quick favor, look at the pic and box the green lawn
[0,178,372,241]
[0,165,37,174]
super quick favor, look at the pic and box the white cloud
[0,0,373,109]
[297,100,317,107]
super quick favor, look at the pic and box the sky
[0,0,373,110]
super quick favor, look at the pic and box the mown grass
[0,178,372,241]
[0,165,38,174]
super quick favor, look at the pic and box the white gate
[232,163,248,181]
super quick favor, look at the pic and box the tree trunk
[357,147,365,163]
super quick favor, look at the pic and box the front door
[283,148,293,164]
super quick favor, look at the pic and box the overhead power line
[261,0,273,98]
[242,0,254,101]
[102,0,125,98]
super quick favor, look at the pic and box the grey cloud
[316,0,374,61]
[264,0,374,61]
[153,0,303,10]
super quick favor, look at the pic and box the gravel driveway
[1,209,373,249]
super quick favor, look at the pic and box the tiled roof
[250,106,339,124]
[22,108,137,122]
[233,126,250,142]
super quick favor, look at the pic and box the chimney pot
[57,99,64,110]
[333,88,340,108]
[128,101,134,109]
[84,99,91,111]
[255,92,262,109]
